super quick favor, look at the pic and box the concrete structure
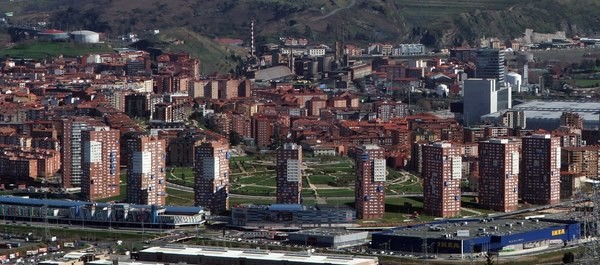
[288,229,369,249]
[230,204,355,229]
[498,110,526,129]
[0,196,205,228]
[70,30,100,43]
[126,135,166,206]
[137,245,379,265]
[194,141,230,214]
[372,218,580,255]
[476,48,505,84]
[482,100,600,130]
[276,143,303,204]
[81,126,120,201]
[37,29,69,41]
[478,139,520,212]
[463,79,511,126]
[392,44,425,56]
[422,142,462,218]
[521,134,561,205]
[506,72,522,92]
[354,145,386,220]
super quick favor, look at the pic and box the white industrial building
[463,78,512,126]
[71,30,100,43]
[137,245,379,265]
[483,100,600,130]
[288,229,369,249]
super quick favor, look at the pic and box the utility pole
[421,236,428,265]
[43,188,49,242]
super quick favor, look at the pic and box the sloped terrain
[3,0,600,47]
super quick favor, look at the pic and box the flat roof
[381,218,571,240]
[291,228,366,237]
[140,245,378,265]
[255,66,293,81]
[62,252,93,260]
[484,100,600,129]
[359,144,381,150]
[0,196,203,215]
[88,260,163,265]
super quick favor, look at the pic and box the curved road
[310,0,357,22]
[166,181,478,200]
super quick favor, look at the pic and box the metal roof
[0,196,203,213]
[164,206,204,215]
[269,204,304,211]
[255,66,293,81]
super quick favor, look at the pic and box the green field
[166,188,195,206]
[0,223,158,242]
[575,79,600,88]
[1,42,113,59]
[228,155,425,202]
[168,167,195,187]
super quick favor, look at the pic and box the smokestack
[251,20,255,58]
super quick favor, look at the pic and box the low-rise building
[230,204,355,229]
[288,229,369,249]
[137,245,379,265]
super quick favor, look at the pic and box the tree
[484,253,495,265]
[304,26,314,40]
[353,78,365,93]
[416,98,432,111]
[204,116,222,134]
[562,252,575,264]
[229,131,243,146]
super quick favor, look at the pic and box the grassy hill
[3,0,600,71]
[156,28,246,75]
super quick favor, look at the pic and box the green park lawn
[1,41,112,59]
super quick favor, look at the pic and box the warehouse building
[371,218,580,255]
[0,196,206,228]
[136,245,379,265]
[483,101,600,130]
[230,204,355,229]
[288,229,369,249]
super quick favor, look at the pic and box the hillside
[2,0,600,60]
[142,28,247,75]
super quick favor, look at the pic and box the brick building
[422,142,462,218]
[194,141,230,214]
[521,134,561,205]
[276,143,303,204]
[354,145,386,220]
[81,126,120,201]
[126,136,167,206]
[478,139,520,212]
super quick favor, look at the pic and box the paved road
[310,0,356,22]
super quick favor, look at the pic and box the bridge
[2,21,46,42]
